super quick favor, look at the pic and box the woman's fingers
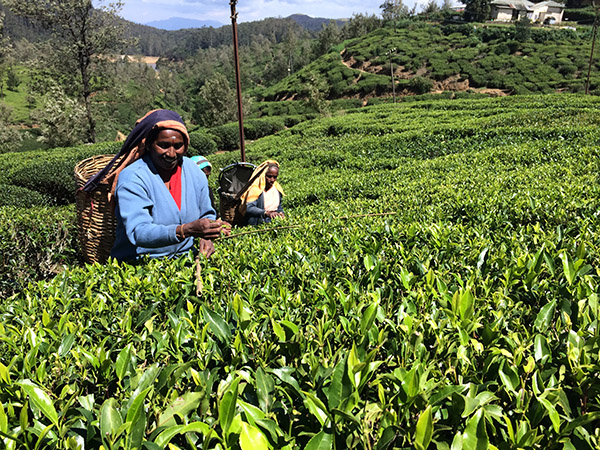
[186,218,231,239]
[198,239,215,257]
[218,220,232,236]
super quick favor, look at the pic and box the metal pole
[230,0,246,161]
[387,48,396,103]
[390,55,396,103]
[586,4,599,95]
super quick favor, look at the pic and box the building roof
[490,0,564,10]
[491,0,534,10]
[538,1,565,7]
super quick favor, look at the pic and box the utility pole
[586,2,599,95]
[386,48,397,103]
[230,0,246,161]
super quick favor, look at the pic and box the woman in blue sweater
[110,110,230,262]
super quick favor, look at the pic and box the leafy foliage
[0,205,79,297]
[31,84,88,148]
[464,0,491,22]
[3,0,130,143]
[259,23,597,101]
[0,141,120,205]
[188,129,218,157]
[1,94,600,448]
[193,72,249,128]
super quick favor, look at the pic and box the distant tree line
[0,0,462,147]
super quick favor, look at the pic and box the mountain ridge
[144,17,223,30]
[142,13,347,31]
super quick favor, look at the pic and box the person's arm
[178,161,229,239]
[245,196,265,218]
[177,218,229,240]
[275,191,284,216]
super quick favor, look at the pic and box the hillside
[0,4,324,58]
[1,94,600,448]
[287,14,348,32]
[257,22,598,101]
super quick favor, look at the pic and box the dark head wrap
[82,109,189,193]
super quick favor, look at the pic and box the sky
[105,0,416,27]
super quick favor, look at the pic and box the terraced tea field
[1,94,599,449]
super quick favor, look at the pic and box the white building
[490,0,565,24]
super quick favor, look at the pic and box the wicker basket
[219,192,243,226]
[74,154,121,264]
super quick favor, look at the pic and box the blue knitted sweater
[111,154,216,261]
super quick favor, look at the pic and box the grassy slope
[257,23,598,101]
[1,65,36,123]
[1,94,600,448]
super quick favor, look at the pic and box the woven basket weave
[74,154,121,264]
[219,192,243,226]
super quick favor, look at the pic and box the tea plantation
[1,94,600,449]
[258,23,600,101]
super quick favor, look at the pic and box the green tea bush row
[188,129,218,156]
[2,95,600,448]
[0,205,79,298]
[0,184,52,208]
[564,7,596,23]
[243,117,286,140]
[207,117,288,151]
[0,141,120,206]
[249,100,314,117]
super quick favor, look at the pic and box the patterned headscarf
[242,159,284,205]
[82,109,189,194]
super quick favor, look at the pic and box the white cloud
[108,0,432,25]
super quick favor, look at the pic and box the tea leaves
[2,94,600,448]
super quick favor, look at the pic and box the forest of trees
[0,0,405,146]
[1,0,574,148]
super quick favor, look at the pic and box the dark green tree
[6,66,19,91]
[304,71,330,116]
[0,11,10,99]
[422,0,441,14]
[514,17,532,42]
[464,0,491,22]
[313,21,342,56]
[343,13,382,39]
[193,72,250,127]
[4,0,129,143]
[380,0,413,25]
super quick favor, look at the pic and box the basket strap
[234,165,268,201]
[81,153,122,192]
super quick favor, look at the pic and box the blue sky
[105,0,400,26]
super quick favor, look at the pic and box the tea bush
[0,184,51,208]
[188,129,218,156]
[0,141,120,205]
[261,23,599,101]
[208,123,240,151]
[243,117,286,140]
[2,94,600,449]
[0,205,79,298]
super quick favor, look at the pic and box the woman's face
[149,129,186,173]
[265,166,279,191]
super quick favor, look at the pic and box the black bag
[217,162,256,225]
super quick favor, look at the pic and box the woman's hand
[265,210,285,219]
[183,218,231,239]
[198,239,215,258]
